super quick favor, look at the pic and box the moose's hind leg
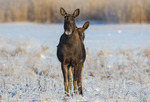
[77,63,84,95]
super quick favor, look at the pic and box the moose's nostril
[65,31,72,35]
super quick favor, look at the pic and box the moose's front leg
[61,63,69,95]
[68,67,72,92]
[73,65,78,94]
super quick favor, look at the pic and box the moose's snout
[65,31,72,35]
[64,27,72,35]
[64,22,73,35]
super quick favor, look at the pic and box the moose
[57,8,89,96]
[77,21,89,41]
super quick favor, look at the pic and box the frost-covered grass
[0,38,150,102]
[0,23,150,102]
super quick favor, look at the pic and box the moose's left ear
[83,21,90,30]
[73,8,80,18]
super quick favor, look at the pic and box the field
[0,23,150,102]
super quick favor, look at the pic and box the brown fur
[57,8,89,96]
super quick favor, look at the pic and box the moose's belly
[57,42,86,65]
[58,46,83,62]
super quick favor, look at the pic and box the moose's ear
[83,21,89,30]
[73,8,80,18]
[60,8,67,16]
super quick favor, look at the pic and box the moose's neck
[65,29,77,44]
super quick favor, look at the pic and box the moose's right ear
[83,21,90,30]
[60,8,67,16]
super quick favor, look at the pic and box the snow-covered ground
[0,23,150,102]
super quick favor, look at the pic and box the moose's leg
[77,63,83,95]
[73,66,78,94]
[61,63,69,95]
[68,66,72,93]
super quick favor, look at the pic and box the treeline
[0,0,150,23]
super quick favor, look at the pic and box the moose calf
[77,21,89,41]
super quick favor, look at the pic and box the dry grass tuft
[143,49,150,57]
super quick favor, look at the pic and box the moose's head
[60,8,80,35]
[77,21,89,41]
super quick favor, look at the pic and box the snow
[0,23,150,102]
